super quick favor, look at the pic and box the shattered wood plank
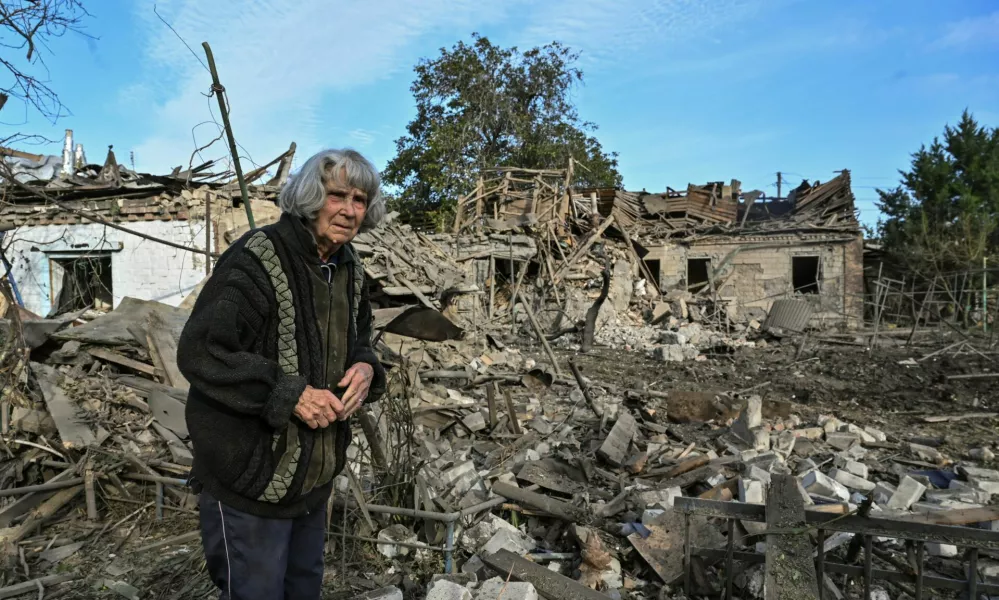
[765,474,819,599]
[652,465,720,489]
[481,549,613,600]
[86,347,157,376]
[0,469,77,527]
[491,482,589,523]
[31,363,96,450]
[146,315,189,391]
[517,461,589,496]
[114,375,187,403]
[922,412,998,423]
[0,485,83,556]
[597,411,637,467]
[890,506,999,526]
[645,455,709,479]
[38,541,84,564]
[52,297,188,346]
[0,574,78,599]
[148,390,189,438]
[628,509,726,583]
[151,422,193,466]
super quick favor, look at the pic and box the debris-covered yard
[2,155,999,600]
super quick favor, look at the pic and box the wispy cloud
[517,0,775,66]
[348,129,376,147]
[124,0,521,172]
[934,11,999,50]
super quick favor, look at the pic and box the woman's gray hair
[278,148,386,232]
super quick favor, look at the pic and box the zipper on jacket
[322,263,336,389]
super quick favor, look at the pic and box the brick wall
[6,220,207,316]
[644,234,864,327]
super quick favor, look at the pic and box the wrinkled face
[312,171,368,257]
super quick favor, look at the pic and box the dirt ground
[566,337,999,458]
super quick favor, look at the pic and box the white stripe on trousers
[218,502,232,599]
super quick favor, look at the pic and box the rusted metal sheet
[763,299,814,335]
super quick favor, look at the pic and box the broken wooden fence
[675,496,999,600]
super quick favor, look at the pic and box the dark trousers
[199,491,327,600]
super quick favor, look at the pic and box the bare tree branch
[0,0,91,122]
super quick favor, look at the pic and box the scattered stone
[926,543,958,558]
[829,468,876,492]
[358,587,404,600]
[432,574,478,587]
[907,443,945,464]
[461,555,486,577]
[863,426,887,443]
[825,432,859,451]
[970,447,996,462]
[835,457,869,480]
[802,471,851,502]
[638,487,681,509]
[377,524,418,558]
[482,527,534,556]
[474,577,539,600]
[873,482,896,505]
[887,476,927,511]
[793,428,824,440]
[427,580,473,600]
[739,478,765,504]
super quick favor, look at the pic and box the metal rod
[864,535,873,600]
[155,482,164,521]
[444,521,455,574]
[969,547,979,599]
[205,190,213,275]
[122,473,188,486]
[343,534,442,552]
[915,542,924,600]
[816,528,825,600]
[0,478,83,497]
[683,512,692,597]
[201,42,254,229]
[725,518,735,600]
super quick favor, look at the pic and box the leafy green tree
[876,110,999,277]
[383,34,622,229]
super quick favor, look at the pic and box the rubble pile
[2,161,999,599]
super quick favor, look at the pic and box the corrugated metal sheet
[763,299,814,335]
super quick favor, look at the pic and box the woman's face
[312,173,368,256]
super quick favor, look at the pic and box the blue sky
[4,0,998,228]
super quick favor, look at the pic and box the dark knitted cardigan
[178,213,386,518]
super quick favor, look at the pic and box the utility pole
[776,171,782,200]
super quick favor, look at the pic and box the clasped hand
[293,363,374,429]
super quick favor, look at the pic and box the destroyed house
[1,136,292,317]
[594,172,864,329]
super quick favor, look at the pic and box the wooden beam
[481,549,614,600]
[87,347,156,376]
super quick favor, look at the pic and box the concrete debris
[886,476,927,511]
[378,524,419,558]
[426,580,473,600]
[1,171,998,600]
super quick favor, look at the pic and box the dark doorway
[687,258,711,293]
[643,259,661,290]
[50,254,113,315]
[792,256,821,294]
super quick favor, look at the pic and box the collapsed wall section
[644,233,864,328]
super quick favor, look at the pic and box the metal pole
[205,191,213,275]
[201,42,254,229]
[444,521,455,574]
[0,231,24,306]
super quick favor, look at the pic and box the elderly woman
[178,148,386,599]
